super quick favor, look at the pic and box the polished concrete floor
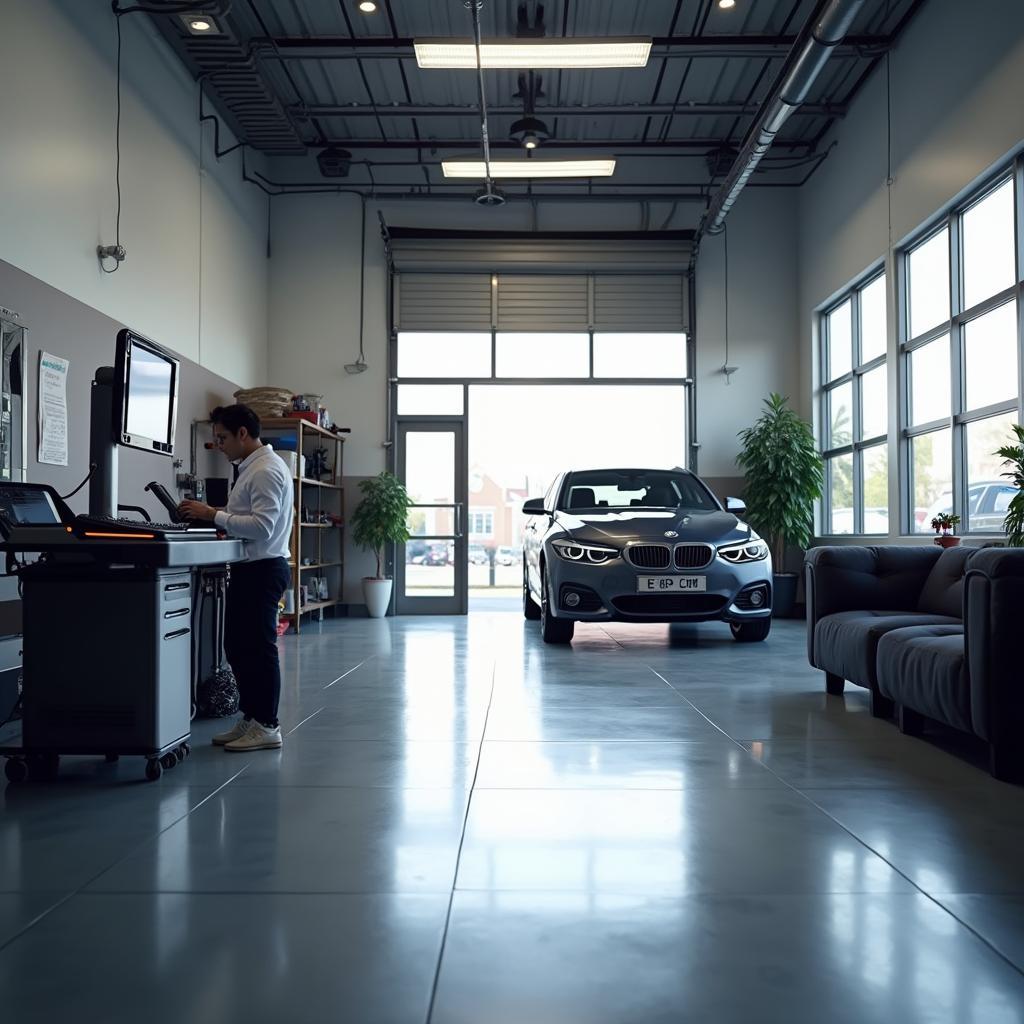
[2,613,1024,1022]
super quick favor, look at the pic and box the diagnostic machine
[0,330,242,782]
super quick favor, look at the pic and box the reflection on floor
[1,614,1024,1022]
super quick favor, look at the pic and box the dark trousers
[224,557,291,727]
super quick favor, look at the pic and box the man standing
[179,404,293,751]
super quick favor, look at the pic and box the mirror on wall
[0,314,26,482]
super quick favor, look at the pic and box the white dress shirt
[214,444,294,562]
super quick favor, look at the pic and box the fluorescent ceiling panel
[442,159,616,179]
[414,38,652,69]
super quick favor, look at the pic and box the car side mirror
[726,497,747,517]
[523,498,549,515]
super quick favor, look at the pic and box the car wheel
[730,618,771,643]
[523,557,541,620]
[541,563,574,644]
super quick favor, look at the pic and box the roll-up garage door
[389,229,691,334]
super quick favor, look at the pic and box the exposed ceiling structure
[145,0,924,200]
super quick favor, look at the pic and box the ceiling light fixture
[414,38,652,70]
[718,0,737,8]
[357,1,379,12]
[510,115,551,150]
[442,158,616,179]
[180,13,220,35]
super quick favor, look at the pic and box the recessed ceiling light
[180,13,219,34]
[358,1,378,11]
[415,38,652,70]
[442,158,616,179]
[718,0,737,8]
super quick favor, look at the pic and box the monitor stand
[88,366,117,518]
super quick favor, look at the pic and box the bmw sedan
[522,468,772,644]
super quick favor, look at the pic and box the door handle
[454,503,464,538]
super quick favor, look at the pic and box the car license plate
[636,575,707,593]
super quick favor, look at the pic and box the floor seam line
[647,667,1024,980]
[424,657,497,1024]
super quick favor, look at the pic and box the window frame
[898,164,1024,536]
[819,268,889,536]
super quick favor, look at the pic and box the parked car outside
[923,481,1019,532]
[496,545,518,566]
[522,467,773,645]
[422,542,451,566]
[468,544,489,566]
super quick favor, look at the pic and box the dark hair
[210,404,261,439]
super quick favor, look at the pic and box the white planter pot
[363,577,393,618]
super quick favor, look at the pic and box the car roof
[563,467,695,477]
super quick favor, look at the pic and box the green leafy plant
[351,472,411,578]
[994,423,1024,547]
[736,393,824,572]
[930,512,960,534]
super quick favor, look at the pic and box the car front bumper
[544,548,772,623]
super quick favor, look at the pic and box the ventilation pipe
[702,0,865,236]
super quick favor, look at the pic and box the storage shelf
[299,522,340,529]
[261,417,348,442]
[295,477,341,490]
[298,561,342,571]
[281,598,341,618]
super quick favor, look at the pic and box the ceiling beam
[290,102,844,119]
[254,34,889,61]
[314,138,812,150]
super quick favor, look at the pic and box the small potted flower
[931,511,961,548]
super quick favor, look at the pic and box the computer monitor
[0,482,65,525]
[112,329,179,456]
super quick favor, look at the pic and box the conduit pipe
[702,0,865,236]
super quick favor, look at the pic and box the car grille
[626,544,671,569]
[612,594,728,616]
[674,544,713,569]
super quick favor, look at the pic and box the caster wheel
[104,753,120,764]
[4,758,28,784]
[160,753,177,771]
[145,758,163,781]
[181,743,191,758]
[174,747,185,764]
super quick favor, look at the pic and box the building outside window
[468,509,494,537]
[902,174,1022,534]
[820,273,889,535]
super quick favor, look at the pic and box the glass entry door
[395,420,467,614]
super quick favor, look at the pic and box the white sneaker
[224,721,283,752]
[212,717,252,746]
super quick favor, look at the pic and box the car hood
[555,508,755,546]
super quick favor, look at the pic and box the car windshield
[560,470,714,511]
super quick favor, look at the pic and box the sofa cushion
[876,625,970,733]
[814,611,962,690]
[916,546,974,618]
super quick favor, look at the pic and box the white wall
[694,188,800,479]
[0,0,268,386]
[798,0,1024,407]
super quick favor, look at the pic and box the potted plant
[995,424,1024,547]
[736,393,823,617]
[350,471,411,617]
[930,511,961,548]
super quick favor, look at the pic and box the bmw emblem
[664,530,678,538]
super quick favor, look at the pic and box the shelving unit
[259,418,346,634]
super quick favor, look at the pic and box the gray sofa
[805,545,1024,781]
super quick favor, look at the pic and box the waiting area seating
[805,545,1024,781]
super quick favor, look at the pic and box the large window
[902,175,1022,534]
[820,274,889,535]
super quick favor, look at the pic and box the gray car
[522,468,773,644]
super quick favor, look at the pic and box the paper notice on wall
[37,352,69,467]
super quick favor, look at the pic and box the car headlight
[717,539,769,563]
[551,539,619,564]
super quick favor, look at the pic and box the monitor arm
[89,366,117,518]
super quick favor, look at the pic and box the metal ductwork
[703,0,865,236]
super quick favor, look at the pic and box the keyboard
[73,515,195,535]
